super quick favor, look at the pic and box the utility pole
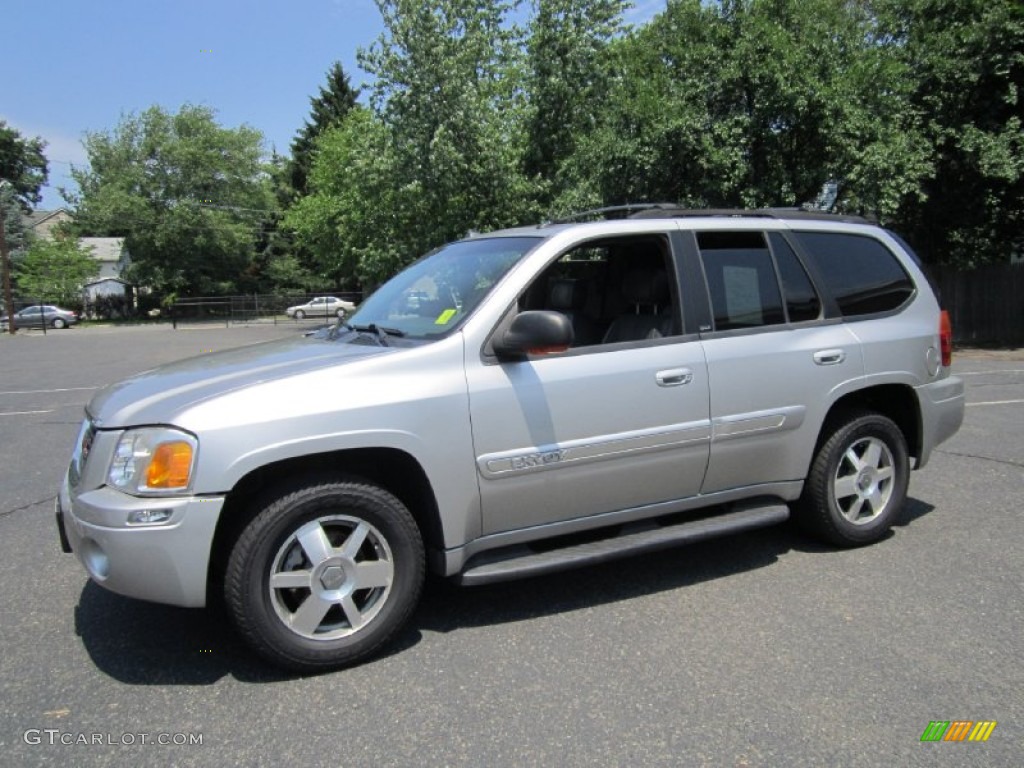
[0,182,15,335]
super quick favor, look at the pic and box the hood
[88,335,394,428]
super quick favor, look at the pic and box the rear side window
[794,232,915,316]
[698,231,785,330]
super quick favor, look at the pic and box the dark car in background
[1,305,79,330]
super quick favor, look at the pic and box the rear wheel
[52,318,67,329]
[225,478,425,671]
[796,411,909,547]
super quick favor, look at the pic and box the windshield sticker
[435,309,458,325]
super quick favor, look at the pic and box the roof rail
[543,203,678,226]
[628,206,874,224]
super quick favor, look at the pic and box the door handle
[813,349,846,366]
[656,368,693,387]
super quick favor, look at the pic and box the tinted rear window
[793,232,915,317]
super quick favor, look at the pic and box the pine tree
[289,62,360,196]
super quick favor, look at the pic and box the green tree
[0,120,48,211]
[68,104,274,295]
[289,62,361,198]
[523,0,627,199]
[358,0,535,256]
[14,237,98,307]
[878,0,1024,266]
[284,108,405,285]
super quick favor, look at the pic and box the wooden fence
[933,262,1024,346]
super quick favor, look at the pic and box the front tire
[294,309,305,320]
[796,410,909,547]
[225,479,425,672]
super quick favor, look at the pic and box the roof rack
[543,203,678,226]
[627,206,874,224]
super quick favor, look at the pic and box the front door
[464,233,712,535]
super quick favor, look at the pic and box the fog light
[81,538,109,580]
[127,509,173,525]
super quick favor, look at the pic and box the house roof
[80,237,126,263]
[22,208,72,229]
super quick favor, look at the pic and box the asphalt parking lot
[0,324,1021,767]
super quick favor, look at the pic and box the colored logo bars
[920,721,997,742]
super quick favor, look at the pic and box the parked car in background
[285,296,356,320]
[1,305,79,330]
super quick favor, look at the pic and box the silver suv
[57,207,965,671]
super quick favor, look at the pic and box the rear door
[687,228,864,493]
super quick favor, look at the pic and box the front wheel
[795,410,909,547]
[294,309,305,320]
[225,479,425,671]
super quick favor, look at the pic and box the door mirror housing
[493,311,574,360]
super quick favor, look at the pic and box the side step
[456,501,790,586]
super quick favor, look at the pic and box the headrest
[547,278,588,311]
[622,270,669,306]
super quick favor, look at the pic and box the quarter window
[793,232,915,316]
[769,233,822,323]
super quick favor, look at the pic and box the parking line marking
[959,369,1024,376]
[0,410,55,416]
[0,386,99,396]
[966,399,1024,407]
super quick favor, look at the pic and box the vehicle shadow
[74,497,935,684]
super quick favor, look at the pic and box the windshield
[345,237,540,339]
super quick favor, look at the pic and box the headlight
[107,427,198,495]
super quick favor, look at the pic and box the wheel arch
[206,447,443,605]
[816,384,921,464]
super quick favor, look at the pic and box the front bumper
[58,479,224,608]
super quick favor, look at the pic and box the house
[80,237,133,313]
[22,208,73,240]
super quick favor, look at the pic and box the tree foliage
[14,237,98,306]
[289,62,360,197]
[0,120,48,211]
[877,0,1024,266]
[282,0,1022,281]
[69,105,274,295]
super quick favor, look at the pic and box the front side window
[516,234,679,348]
[347,237,540,339]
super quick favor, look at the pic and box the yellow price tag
[435,309,458,325]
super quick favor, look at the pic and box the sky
[3,0,665,211]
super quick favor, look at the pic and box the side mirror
[493,311,574,360]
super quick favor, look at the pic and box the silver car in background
[1,304,79,330]
[284,296,356,320]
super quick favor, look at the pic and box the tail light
[939,310,953,368]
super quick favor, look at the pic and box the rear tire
[225,478,425,672]
[796,410,909,547]
[52,318,67,329]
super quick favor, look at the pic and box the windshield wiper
[337,322,406,346]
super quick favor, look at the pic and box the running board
[456,501,790,586]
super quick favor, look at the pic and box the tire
[52,318,67,329]
[795,410,909,547]
[294,310,305,320]
[336,308,345,318]
[225,478,425,672]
